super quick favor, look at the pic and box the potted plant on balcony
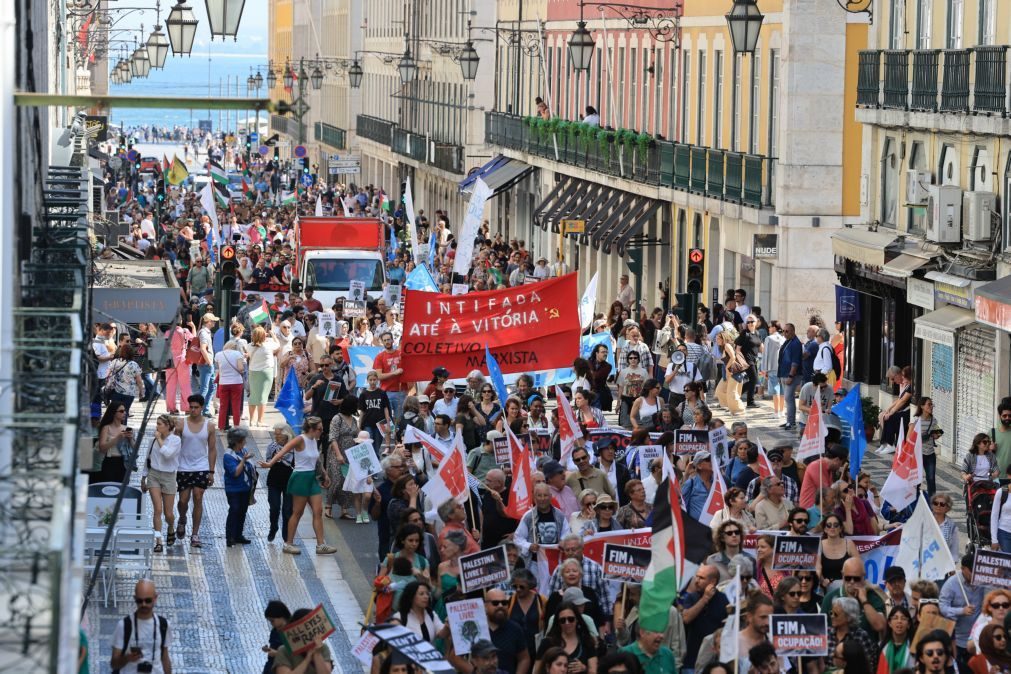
[861,396,881,442]
[595,128,614,160]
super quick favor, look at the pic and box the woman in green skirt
[259,416,337,555]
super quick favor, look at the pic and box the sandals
[324,508,333,520]
[153,541,164,553]
[166,529,176,546]
[176,522,186,540]
[190,535,202,548]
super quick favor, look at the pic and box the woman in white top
[247,326,281,427]
[259,416,337,556]
[396,580,448,642]
[214,342,246,431]
[350,317,373,347]
[142,414,182,551]
[708,487,758,534]
[759,320,787,419]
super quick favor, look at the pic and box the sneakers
[355,513,364,524]
[283,543,301,555]
[876,444,895,455]
[361,513,371,524]
[316,544,337,554]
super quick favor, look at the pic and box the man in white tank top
[174,394,216,548]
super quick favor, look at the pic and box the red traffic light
[221,246,235,260]
[689,248,704,264]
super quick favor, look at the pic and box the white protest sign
[318,311,337,337]
[451,283,469,296]
[446,598,490,655]
[349,280,366,302]
[346,441,382,484]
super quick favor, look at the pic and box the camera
[137,662,153,673]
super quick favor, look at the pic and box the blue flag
[405,263,439,292]
[388,223,399,262]
[428,229,437,270]
[485,345,509,406]
[834,386,866,478]
[274,366,305,433]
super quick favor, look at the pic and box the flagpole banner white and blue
[404,177,422,266]
[452,177,493,279]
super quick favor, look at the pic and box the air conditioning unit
[963,191,995,241]
[925,184,962,243]
[906,170,932,205]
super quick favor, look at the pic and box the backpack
[822,344,842,379]
[696,350,717,381]
[112,614,168,674]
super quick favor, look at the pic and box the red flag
[401,425,446,464]
[554,385,583,464]
[880,418,923,510]
[504,426,533,520]
[699,464,727,526]
[421,433,469,506]
[755,437,775,479]
[798,393,827,461]
[77,14,93,50]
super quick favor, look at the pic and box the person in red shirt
[373,332,407,420]
[302,288,323,313]
[799,444,847,508]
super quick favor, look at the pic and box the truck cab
[294,216,388,308]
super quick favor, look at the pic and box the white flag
[404,177,421,265]
[199,183,220,237]
[719,567,741,664]
[341,196,353,217]
[315,194,323,216]
[452,177,493,278]
[421,432,471,508]
[880,418,923,511]
[892,492,958,580]
[579,272,599,331]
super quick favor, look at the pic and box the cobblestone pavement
[83,400,367,674]
[83,388,970,673]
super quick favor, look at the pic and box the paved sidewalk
[83,401,367,674]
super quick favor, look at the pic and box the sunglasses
[574,455,589,463]
[797,576,815,583]
[787,591,803,597]
[824,522,842,529]
[487,600,509,606]
[923,648,946,657]
[844,575,864,582]
[992,602,1011,610]
[932,501,948,507]
[792,518,809,524]
[724,530,741,536]
[597,504,616,510]
[134,597,154,604]
[558,616,577,624]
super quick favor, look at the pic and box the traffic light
[301,157,310,174]
[218,257,240,327]
[686,248,705,294]
[155,178,166,203]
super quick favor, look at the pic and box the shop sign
[835,285,861,322]
[934,281,974,309]
[753,234,778,259]
[914,322,956,347]
[976,295,1011,332]
[906,277,935,310]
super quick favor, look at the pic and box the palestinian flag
[213,183,230,209]
[639,452,714,632]
[379,190,392,213]
[249,300,270,324]
[162,155,170,174]
[208,160,228,186]
[242,178,255,200]
[281,191,296,205]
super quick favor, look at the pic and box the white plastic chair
[106,527,155,607]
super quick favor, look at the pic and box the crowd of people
[88,131,1011,674]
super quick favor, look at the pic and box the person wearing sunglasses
[773,576,805,615]
[928,493,961,565]
[534,602,598,674]
[110,579,172,674]
[793,572,822,613]
[447,588,531,674]
[827,596,879,672]
[916,630,954,674]
[815,513,861,588]
[821,558,886,637]
[706,520,748,582]
[939,553,988,669]
[967,623,1011,674]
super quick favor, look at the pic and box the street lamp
[147,24,170,68]
[247,74,255,91]
[725,0,764,54]
[458,40,479,80]
[131,43,151,78]
[166,0,199,56]
[398,45,418,84]
[282,63,294,89]
[310,65,324,90]
[266,66,277,89]
[254,70,263,89]
[119,60,133,83]
[348,60,363,89]
[204,0,246,40]
[568,21,595,72]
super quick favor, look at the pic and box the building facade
[846,0,1011,463]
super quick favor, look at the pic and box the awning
[880,253,934,278]
[914,305,976,347]
[925,270,972,287]
[601,196,662,254]
[975,275,1011,332]
[830,228,899,266]
[458,155,534,197]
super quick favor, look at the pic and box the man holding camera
[110,579,172,674]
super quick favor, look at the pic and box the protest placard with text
[601,543,652,583]
[772,536,821,571]
[973,549,1011,589]
[676,429,709,456]
[446,599,491,655]
[771,614,828,656]
[459,545,510,594]
[281,604,337,655]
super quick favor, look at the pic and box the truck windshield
[306,259,384,291]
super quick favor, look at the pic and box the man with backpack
[812,328,841,390]
[110,579,172,674]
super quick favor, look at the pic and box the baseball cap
[766,448,785,462]
[692,450,712,466]
[417,395,430,404]
[543,460,565,479]
[443,382,456,391]
[486,430,504,442]
[883,566,906,583]
[470,639,499,658]
[561,587,589,606]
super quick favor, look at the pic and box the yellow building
[844,0,1011,462]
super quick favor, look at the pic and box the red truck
[293,217,388,306]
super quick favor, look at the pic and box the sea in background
[107,51,269,132]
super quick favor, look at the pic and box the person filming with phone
[110,579,172,674]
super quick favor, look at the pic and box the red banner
[400,273,580,381]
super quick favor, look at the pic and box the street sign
[221,246,235,260]
[300,173,314,187]
[561,219,585,234]
[327,156,340,166]
[294,145,307,158]
[249,132,259,144]
[259,145,270,156]
[126,149,140,162]
[327,158,360,175]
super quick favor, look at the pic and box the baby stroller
[966,479,998,554]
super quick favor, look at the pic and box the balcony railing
[314,121,346,150]
[858,48,1009,116]
[356,114,394,145]
[270,114,299,140]
[485,111,775,209]
[391,127,427,162]
[432,143,464,174]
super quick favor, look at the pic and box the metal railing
[432,143,464,174]
[391,127,427,162]
[356,114,395,145]
[314,121,347,150]
[485,111,775,209]
[270,114,298,139]
[859,47,1008,116]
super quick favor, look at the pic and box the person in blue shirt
[222,427,257,546]
[387,258,406,284]
[681,450,714,521]
[940,553,986,672]
[801,325,818,383]
[777,323,803,431]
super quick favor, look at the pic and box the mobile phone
[130,646,142,655]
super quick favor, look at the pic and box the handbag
[266,457,293,490]
[185,337,202,365]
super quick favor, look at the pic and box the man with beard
[449,589,530,674]
[737,593,774,674]
[620,627,677,674]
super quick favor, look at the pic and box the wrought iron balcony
[314,121,346,150]
[270,114,299,139]
[858,48,1007,116]
[391,127,427,162]
[485,111,775,209]
[356,114,395,145]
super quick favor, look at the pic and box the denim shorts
[766,373,782,395]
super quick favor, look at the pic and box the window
[890,0,905,48]
[618,47,626,126]
[713,51,724,148]
[768,49,779,157]
[696,51,706,146]
[750,52,761,154]
[642,50,650,132]
[732,54,742,151]
[654,48,664,136]
[978,0,995,45]
[555,47,562,118]
[946,0,963,49]
[630,48,638,130]
[596,46,603,116]
[917,0,933,49]
[881,137,899,227]
[681,51,690,142]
